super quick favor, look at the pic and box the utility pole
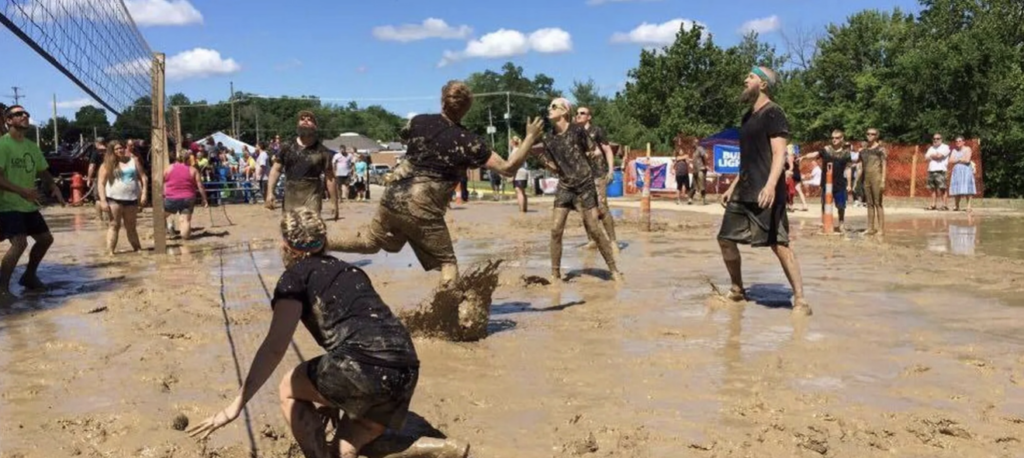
[51,93,58,151]
[255,108,261,145]
[92,126,97,141]
[505,92,512,154]
[487,108,496,149]
[173,106,183,157]
[229,81,236,137]
[9,86,23,105]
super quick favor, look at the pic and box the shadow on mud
[746,283,795,309]
[0,261,132,318]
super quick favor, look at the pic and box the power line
[6,86,23,105]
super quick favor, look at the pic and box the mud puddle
[882,214,1024,260]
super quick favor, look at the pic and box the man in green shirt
[0,105,64,298]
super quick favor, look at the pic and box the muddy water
[0,204,1023,457]
[884,214,1024,261]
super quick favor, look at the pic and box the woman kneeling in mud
[189,208,462,458]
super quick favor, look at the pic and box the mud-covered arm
[485,117,544,177]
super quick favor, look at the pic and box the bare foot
[18,275,47,292]
[726,286,746,302]
[865,229,878,236]
[612,271,625,283]
[792,298,813,316]
[583,241,597,250]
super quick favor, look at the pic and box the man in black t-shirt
[536,98,621,283]
[264,110,337,218]
[717,66,809,315]
[328,81,543,286]
[576,106,619,249]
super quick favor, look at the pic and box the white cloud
[165,48,241,80]
[610,18,706,46]
[439,27,573,67]
[107,48,240,81]
[739,15,781,35]
[528,28,573,53]
[56,98,98,110]
[586,0,662,5]
[125,0,202,26]
[373,18,472,42]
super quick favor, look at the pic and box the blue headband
[751,67,773,86]
[285,237,325,253]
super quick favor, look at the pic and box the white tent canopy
[200,131,256,156]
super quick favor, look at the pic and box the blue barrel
[606,170,624,197]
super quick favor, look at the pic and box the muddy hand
[264,198,275,211]
[525,116,543,138]
[186,406,240,440]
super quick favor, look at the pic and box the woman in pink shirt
[164,150,209,240]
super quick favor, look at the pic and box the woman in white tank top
[97,140,149,255]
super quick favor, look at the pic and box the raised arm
[485,117,544,176]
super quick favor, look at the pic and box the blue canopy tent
[699,127,740,194]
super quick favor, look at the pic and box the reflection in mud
[885,215,1024,260]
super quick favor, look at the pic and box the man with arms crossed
[718,68,809,315]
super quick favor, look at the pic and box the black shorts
[0,211,50,240]
[717,201,789,247]
[306,353,418,430]
[513,180,527,190]
[165,198,195,214]
[554,182,599,212]
[110,198,137,207]
[676,176,689,191]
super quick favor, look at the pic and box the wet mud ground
[1,199,1023,457]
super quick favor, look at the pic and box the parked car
[369,164,392,185]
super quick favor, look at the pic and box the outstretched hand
[525,117,544,138]
[186,403,242,440]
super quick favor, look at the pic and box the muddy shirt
[734,102,789,203]
[584,124,610,178]
[859,145,887,181]
[818,145,853,190]
[382,114,492,220]
[274,138,333,183]
[543,124,594,190]
[273,255,419,368]
[693,146,708,172]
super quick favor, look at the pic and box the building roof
[322,132,382,153]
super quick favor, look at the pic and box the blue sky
[2,0,921,127]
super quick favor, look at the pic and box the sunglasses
[867,132,878,136]
[576,111,589,116]
[549,103,563,110]
[6,111,29,119]
[831,136,843,140]
[933,137,942,141]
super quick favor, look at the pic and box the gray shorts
[927,171,947,191]
[717,201,790,247]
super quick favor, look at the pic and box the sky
[1,0,923,128]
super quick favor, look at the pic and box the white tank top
[105,157,141,201]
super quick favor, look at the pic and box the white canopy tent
[200,131,256,157]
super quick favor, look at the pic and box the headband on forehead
[751,67,775,87]
[552,97,572,112]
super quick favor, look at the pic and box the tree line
[33,0,1024,196]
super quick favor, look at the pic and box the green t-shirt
[0,134,48,212]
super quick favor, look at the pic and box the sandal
[925,206,936,211]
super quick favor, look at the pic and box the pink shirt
[165,163,198,200]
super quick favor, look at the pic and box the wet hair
[441,80,473,122]
[176,149,191,163]
[298,110,317,125]
[280,207,327,267]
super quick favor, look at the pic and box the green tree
[72,105,110,140]
[462,62,561,157]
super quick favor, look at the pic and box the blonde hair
[441,80,473,122]
[280,207,327,267]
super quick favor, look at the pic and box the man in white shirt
[256,144,270,199]
[925,133,950,210]
[332,145,355,217]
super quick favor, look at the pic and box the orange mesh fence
[618,139,984,198]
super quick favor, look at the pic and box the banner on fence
[634,157,671,190]
[713,144,741,174]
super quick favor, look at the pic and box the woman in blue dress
[948,136,976,212]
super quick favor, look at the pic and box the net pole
[174,106,183,158]
[150,52,168,254]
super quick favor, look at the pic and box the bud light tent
[699,127,739,194]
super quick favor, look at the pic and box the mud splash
[399,259,502,342]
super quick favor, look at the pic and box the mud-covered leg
[582,208,621,281]
[550,208,570,281]
[770,244,810,316]
[718,239,745,301]
[327,230,382,254]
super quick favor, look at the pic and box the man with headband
[717,66,809,315]
[328,81,543,286]
[265,110,338,219]
[536,97,622,283]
